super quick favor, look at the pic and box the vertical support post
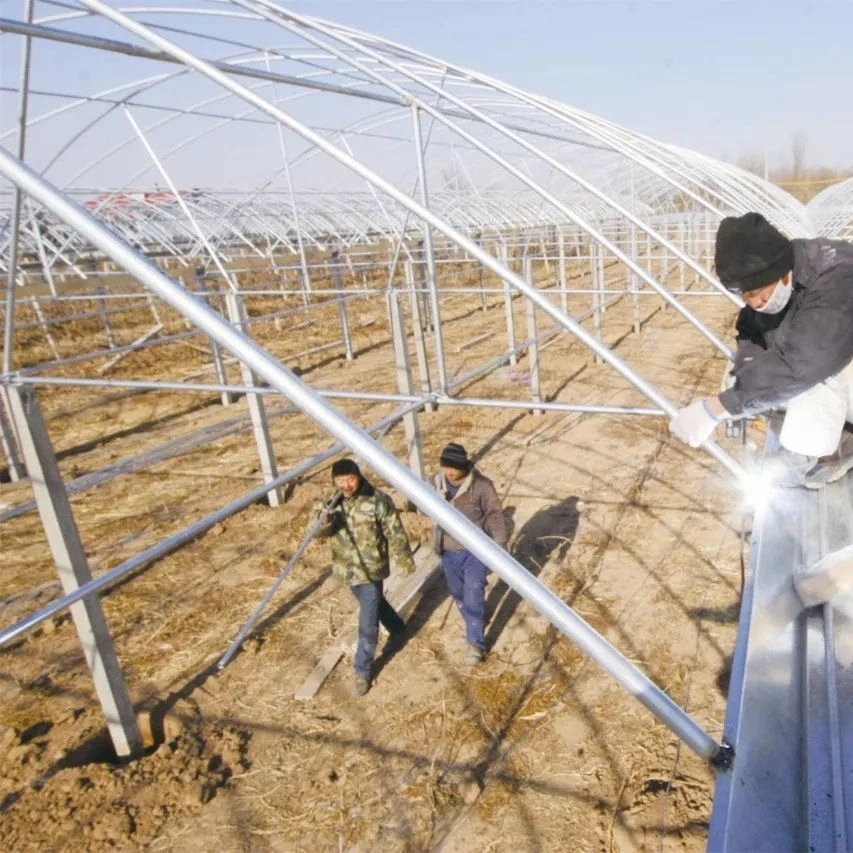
[679,222,686,294]
[539,235,551,275]
[597,240,606,314]
[97,286,115,348]
[278,263,288,300]
[523,258,542,415]
[500,243,517,365]
[223,291,283,507]
[627,163,640,333]
[557,227,568,315]
[145,291,162,327]
[177,276,192,330]
[644,230,657,309]
[195,267,235,405]
[0,385,26,481]
[405,259,434,412]
[30,295,60,360]
[630,221,640,334]
[473,231,486,311]
[591,242,603,362]
[386,291,425,486]
[330,249,353,360]
[5,384,141,758]
[415,241,432,331]
[411,104,447,394]
[588,238,597,316]
[694,216,702,284]
[575,232,583,302]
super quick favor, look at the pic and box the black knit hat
[331,458,360,478]
[439,442,470,471]
[714,212,794,293]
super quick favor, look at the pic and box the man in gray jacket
[433,443,507,664]
[670,212,853,488]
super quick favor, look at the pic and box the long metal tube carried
[0,148,726,764]
[70,0,744,484]
[217,492,341,669]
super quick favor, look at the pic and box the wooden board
[294,545,440,700]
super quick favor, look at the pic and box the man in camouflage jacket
[315,458,415,697]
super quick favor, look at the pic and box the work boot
[805,432,853,489]
[465,644,485,666]
[352,674,370,698]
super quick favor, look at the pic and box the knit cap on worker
[331,458,361,479]
[714,212,794,293]
[439,442,471,472]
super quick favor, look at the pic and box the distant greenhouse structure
[808,175,853,242]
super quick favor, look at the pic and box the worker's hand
[318,494,343,524]
[669,400,721,447]
[318,505,340,524]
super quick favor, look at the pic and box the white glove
[669,400,721,447]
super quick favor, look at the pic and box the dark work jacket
[433,468,507,554]
[719,238,853,418]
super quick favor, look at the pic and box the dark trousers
[349,580,406,676]
[442,549,487,649]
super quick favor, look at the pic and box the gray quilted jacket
[720,238,853,417]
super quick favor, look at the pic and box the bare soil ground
[0,267,746,851]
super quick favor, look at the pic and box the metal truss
[0,0,825,773]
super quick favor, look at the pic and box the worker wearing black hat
[669,211,853,488]
[315,458,415,697]
[433,443,507,664]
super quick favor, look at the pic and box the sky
[277,0,853,173]
[2,0,852,189]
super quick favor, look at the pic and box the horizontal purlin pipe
[0,148,724,763]
[23,377,662,416]
[22,374,423,403]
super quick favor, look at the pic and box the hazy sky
[280,0,853,173]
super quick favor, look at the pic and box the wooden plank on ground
[294,544,440,700]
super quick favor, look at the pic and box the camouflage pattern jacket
[314,479,415,586]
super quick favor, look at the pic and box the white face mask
[755,275,793,314]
